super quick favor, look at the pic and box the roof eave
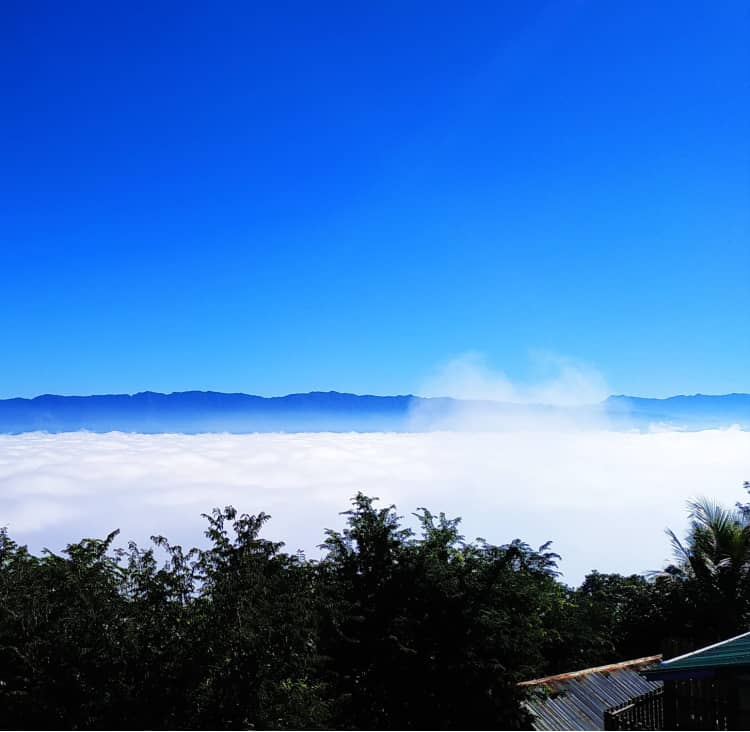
[642,663,750,682]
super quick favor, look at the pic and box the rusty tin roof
[520,655,663,731]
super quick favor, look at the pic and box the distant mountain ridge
[0,391,748,434]
[604,393,750,428]
[0,391,421,434]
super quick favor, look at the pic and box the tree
[662,494,750,644]
[0,511,330,731]
[187,507,329,730]
[566,572,666,666]
[0,528,131,729]
[318,492,560,730]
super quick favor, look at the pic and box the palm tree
[664,496,750,639]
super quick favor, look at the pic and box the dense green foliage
[1,486,749,730]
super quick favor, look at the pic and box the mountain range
[0,391,748,434]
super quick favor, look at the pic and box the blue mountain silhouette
[0,391,748,433]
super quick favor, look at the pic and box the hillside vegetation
[2,486,750,729]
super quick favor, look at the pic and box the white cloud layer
[1,429,749,584]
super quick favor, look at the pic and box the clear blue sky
[2,1,748,399]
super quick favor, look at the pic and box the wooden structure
[641,631,750,730]
[603,686,664,730]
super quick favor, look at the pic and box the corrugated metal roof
[520,656,663,731]
[642,630,750,680]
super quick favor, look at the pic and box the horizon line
[1,389,748,404]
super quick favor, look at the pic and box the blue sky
[2,1,748,399]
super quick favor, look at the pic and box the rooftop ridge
[519,655,662,686]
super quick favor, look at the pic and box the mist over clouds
[1,429,748,584]
[419,352,610,406]
[409,352,614,431]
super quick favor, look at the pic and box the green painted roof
[643,631,750,679]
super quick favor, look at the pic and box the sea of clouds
[2,428,749,584]
[3,354,748,584]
